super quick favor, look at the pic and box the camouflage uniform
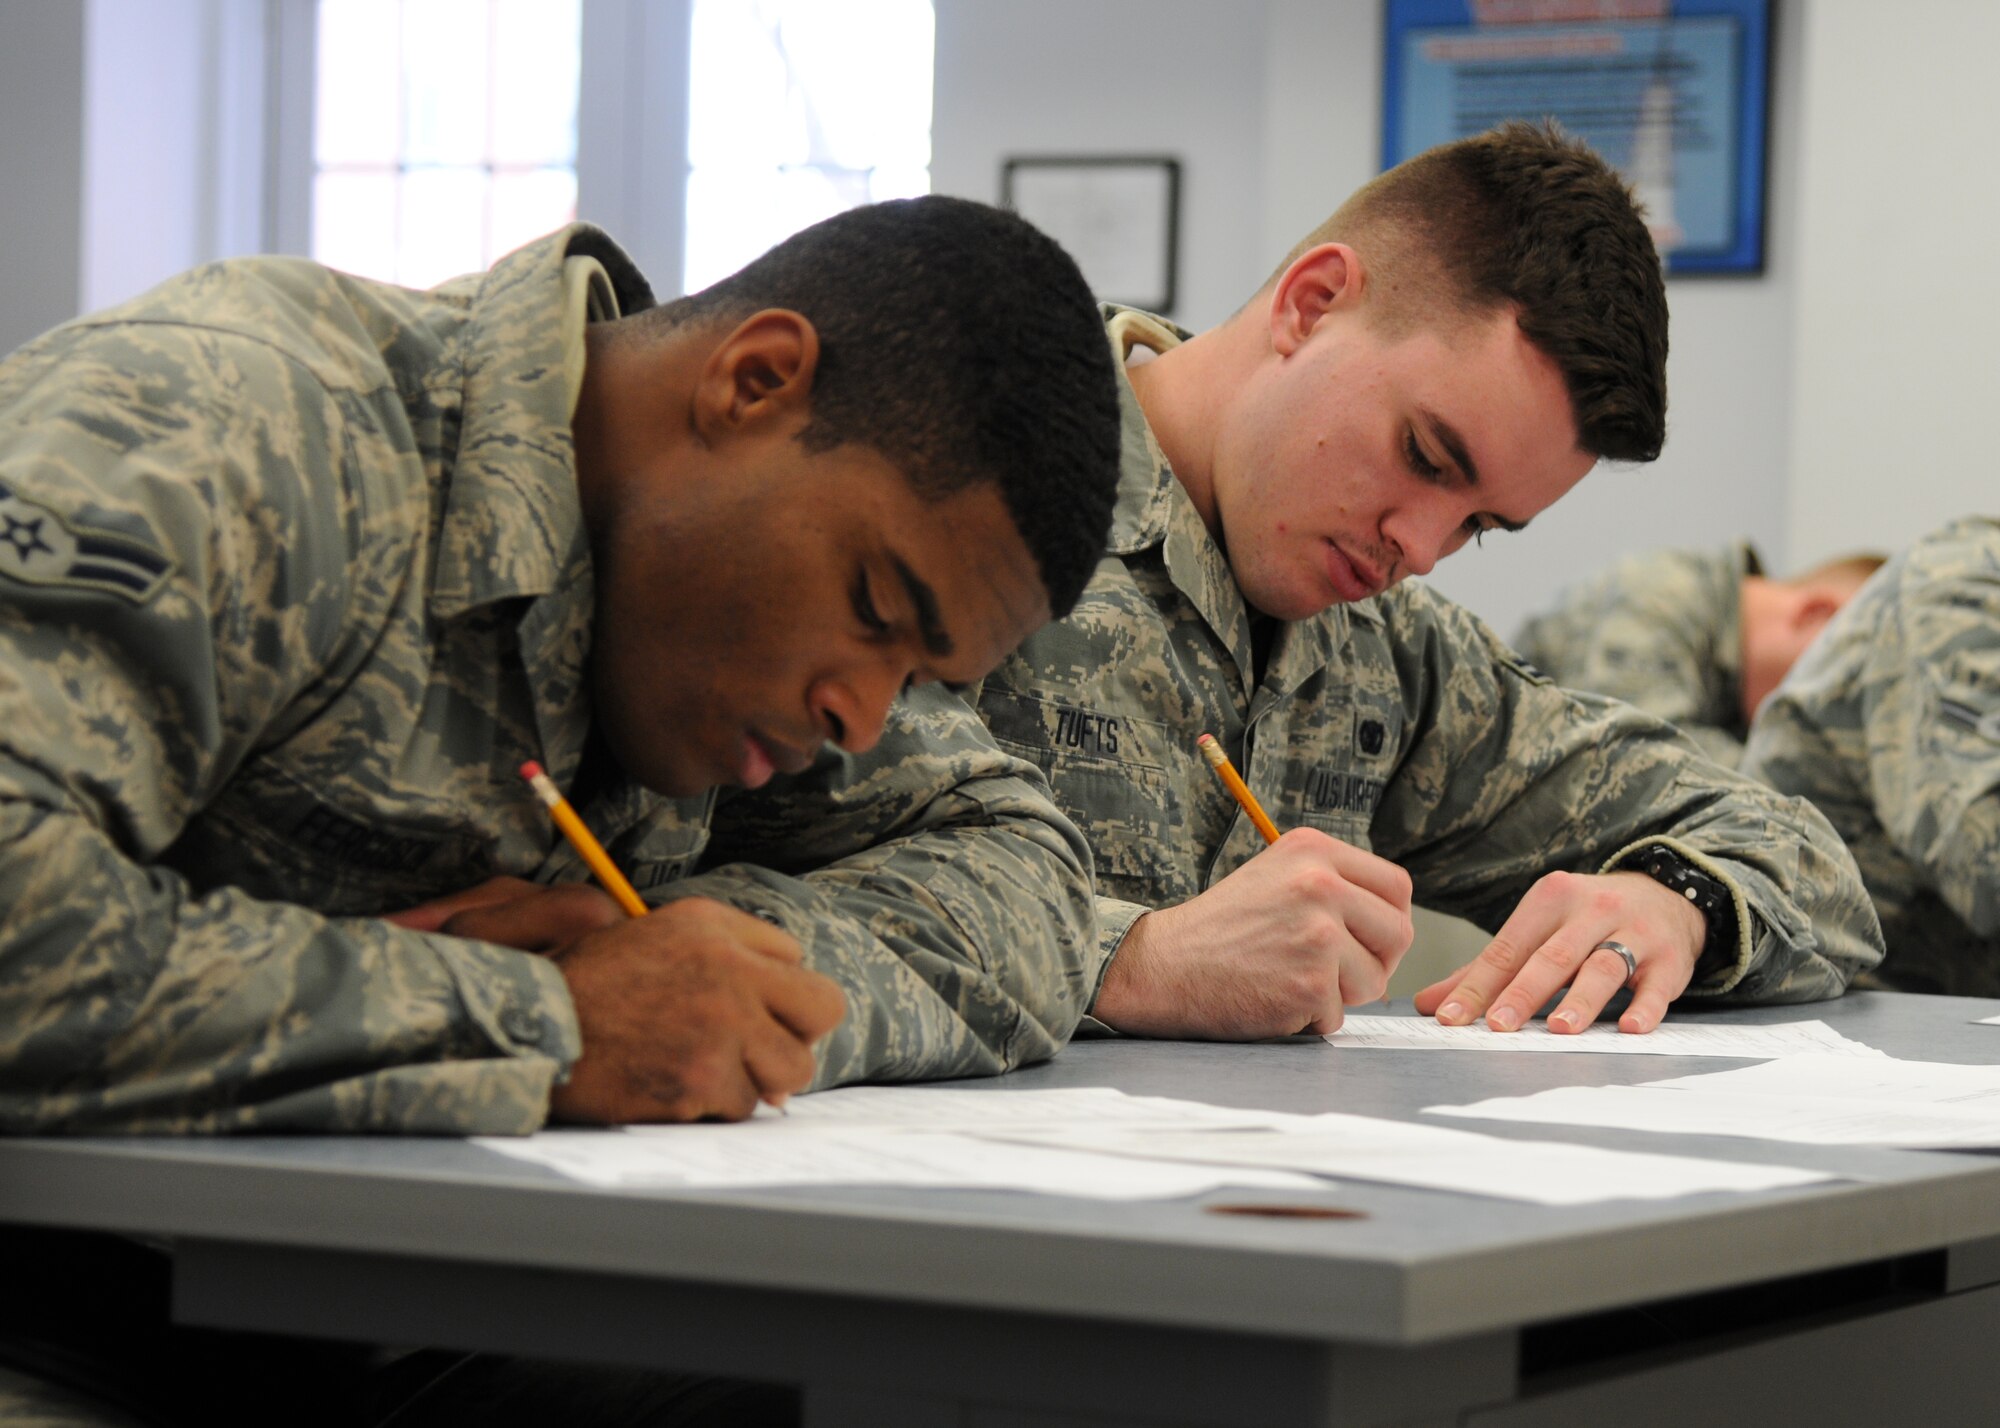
[1741,516,2000,995]
[1512,541,1762,768]
[976,309,1882,1010]
[0,225,1097,1137]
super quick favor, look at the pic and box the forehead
[1386,310,1588,504]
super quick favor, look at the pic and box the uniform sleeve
[0,318,579,1136]
[1513,559,1744,767]
[1840,558,2000,935]
[683,686,1100,1086]
[1376,588,1882,1002]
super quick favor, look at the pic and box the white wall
[0,3,85,358]
[931,0,1269,333]
[1785,0,2000,563]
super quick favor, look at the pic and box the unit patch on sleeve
[0,478,175,603]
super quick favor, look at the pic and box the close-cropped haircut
[1277,120,1669,464]
[638,195,1121,617]
[1787,552,1888,593]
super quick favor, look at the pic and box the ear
[1792,588,1845,635]
[1269,244,1363,357]
[690,309,821,443]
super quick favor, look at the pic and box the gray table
[7,992,2000,1427]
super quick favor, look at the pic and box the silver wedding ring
[1591,939,1638,986]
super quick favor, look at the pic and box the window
[312,0,582,287]
[683,0,933,294]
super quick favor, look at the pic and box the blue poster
[1382,0,1771,274]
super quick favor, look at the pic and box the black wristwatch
[1621,843,1740,979]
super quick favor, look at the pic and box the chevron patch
[0,478,174,604]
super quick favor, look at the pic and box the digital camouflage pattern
[1741,516,2000,995]
[977,309,1882,1007]
[1511,542,1761,769]
[0,225,1097,1136]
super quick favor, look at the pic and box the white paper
[1330,1015,1886,1059]
[987,1112,1830,1204]
[1426,1083,2000,1149]
[475,1125,1327,1199]
[1643,1053,2000,1107]
[1976,1014,2000,1026]
[723,1083,1297,1131]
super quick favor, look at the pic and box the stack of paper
[475,1083,1833,1205]
[1428,1054,2000,1148]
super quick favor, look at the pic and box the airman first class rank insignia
[0,478,173,603]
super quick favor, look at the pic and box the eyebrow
[892,556,955,658]
[1422,408,1531,534]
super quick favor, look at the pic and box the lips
[1322,541,1382,603]
[738,729,816,789]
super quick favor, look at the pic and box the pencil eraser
[519,760,544,781]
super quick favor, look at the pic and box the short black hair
[655,195,1121,617]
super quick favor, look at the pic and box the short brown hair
[1276,120,1668,464]
[1787,552,1887,595]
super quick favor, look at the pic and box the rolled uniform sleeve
[1511,545,1748,768]
[1379,587,1882,1002]
[684,686,1098,1086]
[0,318,580,1135]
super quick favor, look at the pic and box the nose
[808,663,909,756]
[1382,495,1460,579]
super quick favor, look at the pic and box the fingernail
[1488,1006,1520,1032]
[1549,1010,1577,1032]
[1438,1001,1466,1024]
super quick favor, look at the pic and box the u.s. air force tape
[0,479,174,603]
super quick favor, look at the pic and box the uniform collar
[429,224,655,620]
[427,225,656,793]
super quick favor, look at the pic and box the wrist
[1619,843,1740,979]
[1091,910,1184,1036]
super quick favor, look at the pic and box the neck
[1125,320,1248,536]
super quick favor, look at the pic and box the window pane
[311,0,581,284]
[401,0,490,166]
[684,166,852,294]
[688,1,806,170]
[314,171,399,279]
[769,0,932,170]
[491,168,578,261]
[492,0,581,165]
[397,167,489,288]
[315,0,401,166]
[685,0,934,295]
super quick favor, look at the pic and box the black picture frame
[1002,155,1182,314]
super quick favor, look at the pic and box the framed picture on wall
[1002,155,1181,314]
[1381,0,1773,276]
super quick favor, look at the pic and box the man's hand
[1092,828,1414,1038]
[384,875,625,950]
[1413,870,1705,1035]
[551,897,846,1123]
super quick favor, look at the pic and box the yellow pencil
[1196,733,1282,846]
[520,760,649,918]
